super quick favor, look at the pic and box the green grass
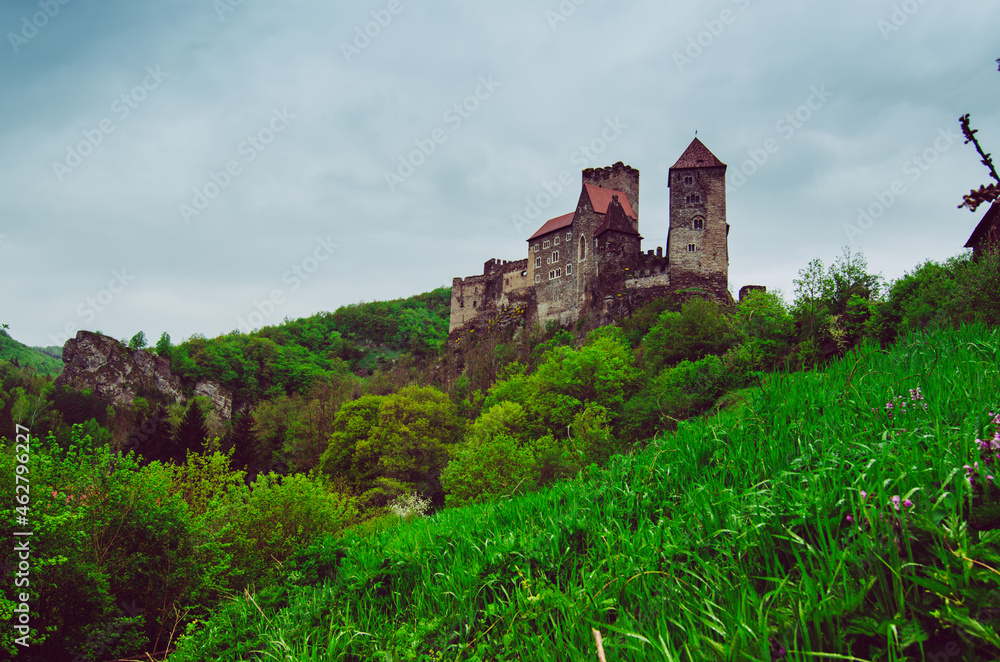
[0,330,62,376]
[170,323,1000,661]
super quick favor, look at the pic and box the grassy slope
[171,324,1000,661]
[0,330,62,376]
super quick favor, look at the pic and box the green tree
[364,385,464,505]
[155,332,172,361]
[734,289,794,370]
[440,401,536,507]
[317,394,384,490]
[128,331,147,350]
[642,297,737,373]
[174,401,209,458]
[224,408,257,473]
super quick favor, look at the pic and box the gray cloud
[1,0,998,346]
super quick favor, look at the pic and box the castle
[449,138,735,336]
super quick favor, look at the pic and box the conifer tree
[130,405,179,464]
[225,408,257,473]
[173,402,208,458]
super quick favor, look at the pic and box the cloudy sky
[1,0,997,349]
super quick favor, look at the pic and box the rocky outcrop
[193,380,232,420]
[55,331,232,419]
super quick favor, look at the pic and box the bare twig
[958,111,1000,211]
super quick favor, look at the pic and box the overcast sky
[1,0,997,349]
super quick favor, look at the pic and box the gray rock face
[194,380,233,420]
[55,330,232,419]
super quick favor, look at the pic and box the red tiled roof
[528,211,574,240]
[670,137,725,170]
[584,184,636,218]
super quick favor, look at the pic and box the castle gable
[583,184,636,219]
[594,194,641,238]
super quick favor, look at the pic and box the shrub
[208,473,358,589]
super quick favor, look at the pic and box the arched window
[580,236,586,260]
[693,217,705,230]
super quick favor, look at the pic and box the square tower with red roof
[667,138,729,298]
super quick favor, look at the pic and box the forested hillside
[1,247,998,661]
[0,330,62,376]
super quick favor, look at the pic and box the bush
[441,402,536,507]
[0,425,219,660]
[208,473,358,589]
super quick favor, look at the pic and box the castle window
[684,175,693,185]
[535,274,541,283]
[555,268,562,278]
[535,257,541,268]
[554,236,560,246]
[533,244,539,253]
[552,250,559,263]
[521,270,527,277]
[566,263,573,275]
[543,240,550,249]
[566,231,572,241]
[549,270,555,280]
[693,217,705,230]
[546,257,551,265]
[686,194,701,204]
[687,244,696,252]
[473,300,478,307]
[580,236,586,260]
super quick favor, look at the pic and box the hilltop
[0,329,62,376]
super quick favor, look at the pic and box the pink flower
[890,495,901,511]
[903,499,914,509]
[860,490,869,502]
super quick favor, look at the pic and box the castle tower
[667,138,729,300]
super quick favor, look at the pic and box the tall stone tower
[667,138,729,300]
